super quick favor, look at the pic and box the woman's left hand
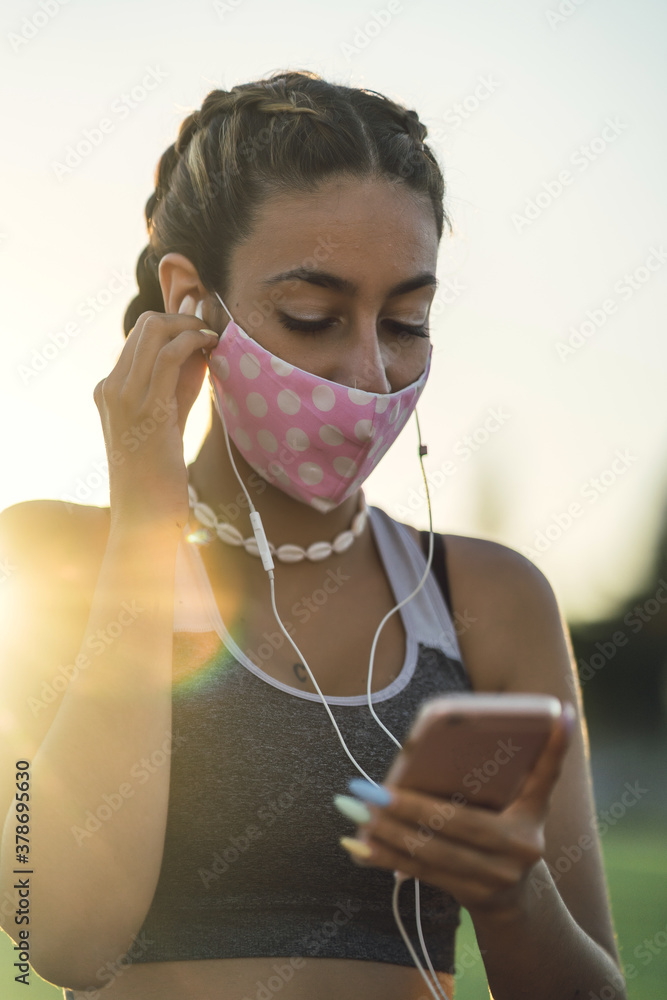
[348,706,575,921]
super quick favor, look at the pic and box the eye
[278,313,430,339]
[278,313,335,333]
[384,320,430,340]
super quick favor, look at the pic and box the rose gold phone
[384,693,563,810]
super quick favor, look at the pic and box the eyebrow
[261,267,439,298]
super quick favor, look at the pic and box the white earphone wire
[194,296,452,1000]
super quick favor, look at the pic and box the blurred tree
[568,493,667,737]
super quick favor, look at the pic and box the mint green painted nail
[334,794,372,825]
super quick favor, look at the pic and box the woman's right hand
[93,295,220,532]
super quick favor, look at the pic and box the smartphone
[384,693,563,811]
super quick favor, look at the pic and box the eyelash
[278,313,430,339]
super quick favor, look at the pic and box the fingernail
[339,836,373,860]
[347,778,392,807]
[179,295,195,314]
[200,328,220,339]
[562,702,577,735]
[333,794,372,825]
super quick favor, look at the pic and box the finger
[124,314,216,400]
[352,817,532,899]
[146,329,218,416]
[506,703,576,823]
[360,787,542,864]
[360,785,518,856]
[102,310,165,385]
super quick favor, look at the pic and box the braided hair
[124,69,450,337]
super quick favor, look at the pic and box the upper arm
[0,501,106,846]
[444,534,621,966]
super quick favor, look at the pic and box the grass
[1,819,664,999]
[451,817,667,1000]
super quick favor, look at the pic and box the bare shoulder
[0,498,110,571]
[0,499,112,623]
[401,520,549,594]
[399,521,562,691]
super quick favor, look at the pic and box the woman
[0,70,626,999]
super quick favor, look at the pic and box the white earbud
[194,300,204,321]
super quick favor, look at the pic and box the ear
[158,252,207,315]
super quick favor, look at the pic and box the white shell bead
[332,530,355,553]
[306,541,333,561]
[276,544,306,563]
[351,511,368,537]
[216,523,244,545]
[193,502,217,528]
[186,483,367,562]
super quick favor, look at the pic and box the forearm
[468,861,626,1000]
[0,523,180,979]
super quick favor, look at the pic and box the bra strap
[419,530,453,618]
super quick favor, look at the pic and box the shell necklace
[186,483,369,564]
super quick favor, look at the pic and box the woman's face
[213,175,440,394]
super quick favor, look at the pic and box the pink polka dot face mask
[206,290,433,513]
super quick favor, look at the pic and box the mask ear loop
[194,293,235,324]
[213,291,235,324]
[193,294,448,999]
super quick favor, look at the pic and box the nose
[328,327,394,395]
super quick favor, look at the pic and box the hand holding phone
[384,693,564,811]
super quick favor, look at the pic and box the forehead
[231,176,439,288]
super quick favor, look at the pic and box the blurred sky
[1,0,666,623]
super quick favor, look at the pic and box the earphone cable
[201,327,451,999]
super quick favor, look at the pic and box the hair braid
[403,108,427,150]
[123,69,450,338]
